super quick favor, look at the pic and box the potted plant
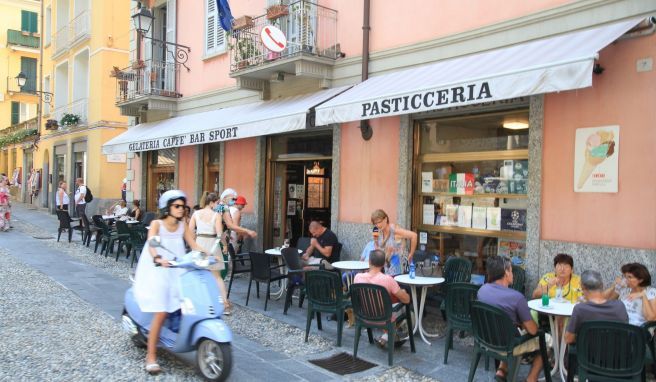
[266,3,289,20]
[60,113,81,126]
[233,15,254,31]
[236,39,259,69]
[45,119,59,130]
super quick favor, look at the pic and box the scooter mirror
[148,236,162,248]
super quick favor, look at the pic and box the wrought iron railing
[114,60,181,103]
[229,1,338,72]
[53,98,88,129]
[7,29,40,49]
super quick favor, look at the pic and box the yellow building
[34,0,130,212]
[0,0,41,201]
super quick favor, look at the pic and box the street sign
[260,25,287,53]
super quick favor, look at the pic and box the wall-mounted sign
[106,153,126,163]
[260,25,287,53]
[574,125,619,193]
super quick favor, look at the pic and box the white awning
[316,18,642,125]
[102,86,349,154]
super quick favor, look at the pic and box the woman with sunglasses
[370,209,417,276]
[133,190,206,375]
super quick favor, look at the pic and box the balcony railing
[70,10,90,44]
[53,98,88,129]
[7,29,40,49]
[53,25,69,56]
[229,1,338,72]
[114,60,181,104]
[52,11,90,56]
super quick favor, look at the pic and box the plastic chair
[443,282,480,364]
[304,270,350,347]
[510,265,526,295]
[350,283,416,366]
[128,226,147,267]
[226,243,251,299]
[567,320,645,382]
[245,251,286,311]
[92,215,117,255]
[79,214,100,247]
[141,212,156,227]
[281,247,306,315]
[114,221,132,261]
[643,321,656,378]
[56,210,83,242]
[438,256,473,317]
[468,301,551,382]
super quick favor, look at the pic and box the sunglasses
[171,204,185,209]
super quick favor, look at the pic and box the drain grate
[308,352,376,375]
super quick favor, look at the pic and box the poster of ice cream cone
[574,125,619,193]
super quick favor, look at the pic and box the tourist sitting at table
[603,262,656,326]
[531,253,582,304]
[371,209,417,276]
[478,256,544,382]
[301,220,338,268]
[354,249,410,347]
[128,200,142,221]
[564,270,628,345]
[108,200,129,218]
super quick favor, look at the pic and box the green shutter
[21,11,38,33]
[21,57,37,92]
[11,102,20,125]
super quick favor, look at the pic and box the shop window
[148,149,175,211]
[413,109,529,278]
[203,143,221,193]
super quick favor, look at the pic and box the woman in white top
[604,262,656,326]
[56,181,70,211]
[190,191,231,314]
[108,200,129,217]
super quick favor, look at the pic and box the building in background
[35,0,130,213]
[106,0,656,287]
[0,0,41,202]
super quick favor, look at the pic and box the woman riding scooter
[133,190,206,375]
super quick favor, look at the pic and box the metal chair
[281,247,306,314]
[443,282,480,364]
[567,320,646,382]
[55,210,83,242]
[350,283,416,365]
[226,243,251,299]
[296,237,311,252]
[468,301,551,382]
[245,251,286,311]
[304,270,350,347]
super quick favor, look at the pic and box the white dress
[194,211,223,271]
[133,220,186,313]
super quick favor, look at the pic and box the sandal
[145,362,161,375]
[223,300,232,316]
[495,367,507,382]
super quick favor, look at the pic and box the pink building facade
[106,0,656,286]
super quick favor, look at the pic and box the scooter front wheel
[197,339,232,381]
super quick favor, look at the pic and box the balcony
[229,1,339,90]
[53,98,88,130]
[7,29,40,49]
[52,11,90,58]
[113,60,181,117]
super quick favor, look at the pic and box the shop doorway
[265,132,332,249]
[147,149,175,211]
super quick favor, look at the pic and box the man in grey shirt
[564,270,628,344]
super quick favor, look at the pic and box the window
[205,0,226,56]
[45,6,52,46]
[21,57,38,93]
[21,10,38,33]
[19,103,36,123]
[11,102,20,125]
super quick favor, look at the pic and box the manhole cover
[309,352,376,375]
[33,235,54,240]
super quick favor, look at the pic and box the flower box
[233,16,254,30]
[266,5,289,20]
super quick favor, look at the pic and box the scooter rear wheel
[197,339,232,381]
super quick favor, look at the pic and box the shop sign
[448,173,475,195]
[106,153,126,163]
[574,125,619,193]
[127,126,239,152]
[501,208,527,231]
[260,25,287,53]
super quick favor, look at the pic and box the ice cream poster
[574,125,619,193]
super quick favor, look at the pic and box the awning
[316,18,642,125]
[102,86,349,154]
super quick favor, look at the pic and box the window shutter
[206,0,216,54]
[30,12,38,33]
[21,57,37,93]
[22,11,38,33]
[11,102,20,125]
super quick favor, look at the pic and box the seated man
[301,220,338,268]
[354,249,411,346]
[478,256,544,382]
[564,270,628,345]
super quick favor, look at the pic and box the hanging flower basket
[266,5,289,20]
[233,16,254,31]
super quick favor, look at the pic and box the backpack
[84,186,93,203]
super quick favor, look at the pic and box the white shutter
[206,0,216,54]
[166,0,176,46]
[166,0,177,92]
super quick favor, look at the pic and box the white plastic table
[264,248,302,300]
[528,299,575,382]
[394,275,445,345]
[331,261,369,289]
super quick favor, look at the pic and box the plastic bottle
[409,261,416,279]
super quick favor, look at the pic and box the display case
[413,110,529,274]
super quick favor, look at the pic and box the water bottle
[409,261,416,279]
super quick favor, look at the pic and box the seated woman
[108,200,129,218]
[604,262,656,326]
[128,200,142,221]
[531,253,583,303]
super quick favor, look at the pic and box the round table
[394,275,445,345]
[528,299,575,381]
[331,261,369,290]
[264,248,302,300]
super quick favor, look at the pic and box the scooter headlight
[181,297,196,315]
[190,251,209,267]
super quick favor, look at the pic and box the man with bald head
[301,220,339,268]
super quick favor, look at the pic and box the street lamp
[131,5,191,71]
[15,71,53,104]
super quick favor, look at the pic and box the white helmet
[220,188,237,201]
[158,190,187,209]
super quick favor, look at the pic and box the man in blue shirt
[478,256,544,382]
